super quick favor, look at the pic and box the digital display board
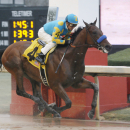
[0,7,48,50]
[0,6,58,50]
[9,19,35,43]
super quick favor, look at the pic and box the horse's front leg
[72,77,99,119]
[49,83,72,115]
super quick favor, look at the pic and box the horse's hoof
[53,113,62,118]
[38,105,45,112]
[88,111,94,119]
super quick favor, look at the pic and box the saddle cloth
[22,38,57,86]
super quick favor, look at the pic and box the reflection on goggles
[69,23,77,27]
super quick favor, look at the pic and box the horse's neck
[66,44,88,68]
[54,28,88,66]
[69,47,87,62]
[70,28,88,61]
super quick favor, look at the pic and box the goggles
[69,23,77,27]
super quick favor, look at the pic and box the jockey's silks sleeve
[52,26,65,44]
[43,20,71,44]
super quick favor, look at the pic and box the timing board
[0,6,58,50]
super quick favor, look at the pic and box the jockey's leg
[36,27,56,64]
[35,42,56,64]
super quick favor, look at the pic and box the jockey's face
[66,22,77,31]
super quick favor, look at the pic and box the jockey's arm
[52,27,71,44]
[52,27,65,44]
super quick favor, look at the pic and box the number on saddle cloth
[27,39,46,61]
[27,47,38,61]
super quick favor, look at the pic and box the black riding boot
[35,52,45,64]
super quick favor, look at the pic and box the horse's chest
[62,72,83,88]
[62,66,84,87]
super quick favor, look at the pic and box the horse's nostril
[105,45,112,51]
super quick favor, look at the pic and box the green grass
[101,107,130,121]
[108,48,130,66]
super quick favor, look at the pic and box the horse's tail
[0,49,5,71]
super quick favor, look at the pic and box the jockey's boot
[35,52,45,64]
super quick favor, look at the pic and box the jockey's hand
[65,40,71,45]
[59,36,63,40]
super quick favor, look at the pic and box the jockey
[36,13,78,64]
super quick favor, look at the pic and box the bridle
[70,26,107,49]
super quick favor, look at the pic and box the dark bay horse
[1,20,112,119]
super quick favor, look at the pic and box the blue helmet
[65,14,78,24]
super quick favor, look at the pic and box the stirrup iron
[38,39,46,46]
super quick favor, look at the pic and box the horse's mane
[70,26,84,42]
[70,23,96,42]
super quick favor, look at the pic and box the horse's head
[83,19,112,53]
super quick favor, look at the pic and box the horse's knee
[16,89,23,96]
[66,100,72,108]
[94,84,99,92]
[91,83,98,92]
[16,89,30,98]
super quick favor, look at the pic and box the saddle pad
[22,38,57,86]
[22,38,56,69]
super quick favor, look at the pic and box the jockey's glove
[65,40,71,45]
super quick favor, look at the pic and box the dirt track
[0,114,130,130]
[0,72,130,129]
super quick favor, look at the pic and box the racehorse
[1,19,112,119]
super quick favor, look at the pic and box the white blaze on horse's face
[99,46,109,53]
[99,41,112,53]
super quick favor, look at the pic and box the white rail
[84,65,130,120]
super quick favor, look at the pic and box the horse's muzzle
[105,45,112,52]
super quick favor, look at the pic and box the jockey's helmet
[65,14,78,24]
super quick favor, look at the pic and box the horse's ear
[83,20,89,28]
[93,18,97,25]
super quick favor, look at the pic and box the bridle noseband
[70,26,107,49]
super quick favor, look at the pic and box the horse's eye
[93,32,97,34]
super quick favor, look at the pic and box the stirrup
[35,56,45,64]
[35,53,45,64]
[38,39,46,46]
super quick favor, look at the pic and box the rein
[70,26,107,49]
[70,43,90,48]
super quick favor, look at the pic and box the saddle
[22,38,57,86]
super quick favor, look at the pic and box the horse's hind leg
[15,71,61,117]
[29,79,45,111]
[72,77,99,119]
[15,70,42,105]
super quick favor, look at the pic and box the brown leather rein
[70,26,100,48]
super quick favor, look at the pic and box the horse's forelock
[90,23,95,26]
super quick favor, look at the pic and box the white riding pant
[38,27,56,55]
